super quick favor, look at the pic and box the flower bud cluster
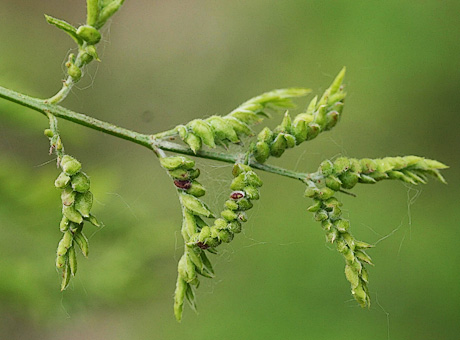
[253,68,346,163]
[46,1,125,83]
[54,155,100,290]
[314,155,448,192]
[306,189,373,307]
[174,88,310,153]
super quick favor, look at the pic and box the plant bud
[178,255,196,283]
[355,250,374,265]
[44,129,54,137]
[326,228,339,243]
[76,25,101,44]
[244,186,259,200]
[319,160,334,176]
[85,213,101,227]
[174,277,186,322]
[304,186,319,198]
[333,157,350,174]
[292,120,307,144]
[232,163,252,177]
[339,171,359,189]
[160,156,195,170]
[270,134,287,157]
[230,173,247,190]
[253,141,270,163]
[189,120,216,148]
[321,220,333,231]
[60,216,70,232]
[71,172,90,193]
[352,284,367,307]
[62,205,83,224]
[55,172,71,188]
[225,199,239,211]
[230,110,262,125]
[198,226,211,243]
[223,117,254,136]
[345,265,359,289]
[214,218,227,230]
[257,127,274,143]
[245,171,263,187]
[207,116,239,143]
[236,197,253,211]
[74,191,93,217]
[329,205,342,220]
[307,199,322,212]
[325,175,342,191]
[185,181,205,197]
[360,158,378,173]
[314,210,328,221]
[361,267,369,283]
[354,240,374,249]
[317,187,335,200]
[365,170,387,181]
[358,174,377,184]
[342,232,355,251]
[284,134,296,148]
[306,123,320,140]
[67,63,82,80]
[228,220,242,233]
[334,219,350,233]
[61,263,71,291]
[237,212,248,222]
[402,170,426,184]
[221,209,237,222]
[325,111,339,130]
[56,253,67,269]
[68,246,77,275]
[73,231,89,257]
[186,247,204,272]
[180,193,214,218]
[60,155,82,175]
[314,105,328,127]
[280,112,292,132]
[218,230,234,243]
[61,186,76,206]
[176,125,188,140]
[185,133,202,153]
[387,171,416,184]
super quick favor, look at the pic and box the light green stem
[0,84,309,181]
[47,45,88,104]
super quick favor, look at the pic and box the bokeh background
[1,1,459,339]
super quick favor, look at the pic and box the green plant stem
[0,84,309,182]
[47,46,87,104]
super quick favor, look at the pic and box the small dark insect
[230,190,245,200]
[174,179,192,190]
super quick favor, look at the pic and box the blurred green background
[1,1,459,339]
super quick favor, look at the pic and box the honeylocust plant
[0,1,448,322]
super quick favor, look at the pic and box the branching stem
[0,84,310,182]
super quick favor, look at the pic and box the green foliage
[0,0,449,325]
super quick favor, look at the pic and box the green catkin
[304,155,448,307]
[160,155,263,321]
[251,68,347,163]
[54,155,100,290]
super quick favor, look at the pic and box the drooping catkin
[54,155,100,290]
[304,155,447,306]
[161,156,263,321]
